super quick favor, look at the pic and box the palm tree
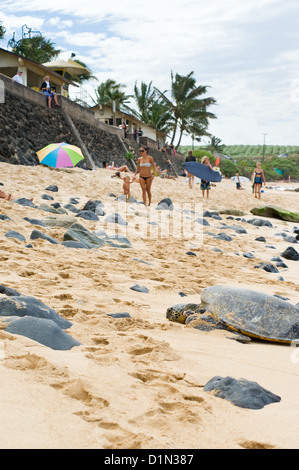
[12,35,61,63]
[132,81,156,122]
[155,71,217,149]
[92,79,132,111]
[0,22,6,41]
[71,59,97,85]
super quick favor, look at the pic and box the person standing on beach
[200,156,213,198]
[251,162,266,199]
[133,146,157,206]
[185,150,196,188]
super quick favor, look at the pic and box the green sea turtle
[166,286,299,344]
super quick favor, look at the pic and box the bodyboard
[184,162,222,182]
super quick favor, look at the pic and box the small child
[123,176,131,202]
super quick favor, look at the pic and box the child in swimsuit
[123,176,131,202]
[200,156,213,198]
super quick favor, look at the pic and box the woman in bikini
[251,162,266,199]
[133,147,157,206]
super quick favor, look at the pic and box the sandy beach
[0,161,299,450]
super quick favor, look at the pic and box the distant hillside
[179,145,299,160]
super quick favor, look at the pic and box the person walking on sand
[251,161,266,199]
[200,156,213,198]
[133,146,157,206]
[185,150,196,188]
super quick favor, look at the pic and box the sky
[1,0,299,147]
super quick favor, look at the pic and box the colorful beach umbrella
[36,142,84,168]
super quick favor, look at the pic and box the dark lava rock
[254,262,279,273]
[45,185,58,192]
[203,376,281,410]
[155,198,174,210]
[63,223,105,249]
[255,236,266,242]
[13,198,36,208]
[130,284,149,293]
[23,217,47,228]
[0,285,21,296]
[281,246,299,261]
[30,230,60,245]
[0,295,71,329]
[5,316,80,350]
[75,210,99,221]
[106,312,132,318]
[5,230,26,242]
[0,214,12,221]
[41,194,54,200]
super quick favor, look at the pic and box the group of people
[12,71,59,108]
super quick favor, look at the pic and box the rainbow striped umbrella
[36,142,84,168]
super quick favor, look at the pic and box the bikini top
[140,162,151,167]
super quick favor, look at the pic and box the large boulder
[250,206,299,223]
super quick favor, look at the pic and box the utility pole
[262,133,268,161]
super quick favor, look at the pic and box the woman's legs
[145,177,153,205]
[139,178,147,205]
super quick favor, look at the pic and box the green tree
[71,59,97,85]
[132,81,156,122]
[0,22,6,41]
[155,71,216,149]
[92,79,132,111]
[12,35,61,63]
[220,160,238,177]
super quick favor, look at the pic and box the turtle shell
[200,285,299,343]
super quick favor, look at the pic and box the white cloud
[1,0,299,145]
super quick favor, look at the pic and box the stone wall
[0,73,186,175]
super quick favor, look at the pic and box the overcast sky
[1,0,299,147]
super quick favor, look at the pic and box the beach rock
[43,215,78,228]
[62,240,89,249]
[23,217,47,228]
[94,206,106,217]
[104,235,132,249]
[255,236,266,242]
[195,218,210,226]
[0,295,71,329]
[250,206,299,223]
[186,251,197,256]
[155,198,173,210]
[203,376,281,410]
[247,218,273,227]
[30,230,60,245]
[0,214,11,221]
[203,210,222,220]
[254,262,279,273]
[106,312,132,318]
[130,284,149,293]
[243,252,255,258]
[69,197,79,205]
[63,223,105,249]
[51,202,61,209]
[5,230,26,242]
[38,203,67,214]
[105,213,128,226]
[83,200,104,212]
[219,209,246,216]
[0,285,21,296]
[41,194,54,200]
[45,185,58,192]
[63,203,79,213]
[214,233,232,242]
[5,316,80,350]
[281,246,299,261]
[13,198,36,208]
[75,210,99,221]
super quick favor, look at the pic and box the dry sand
[0,161,299,449]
